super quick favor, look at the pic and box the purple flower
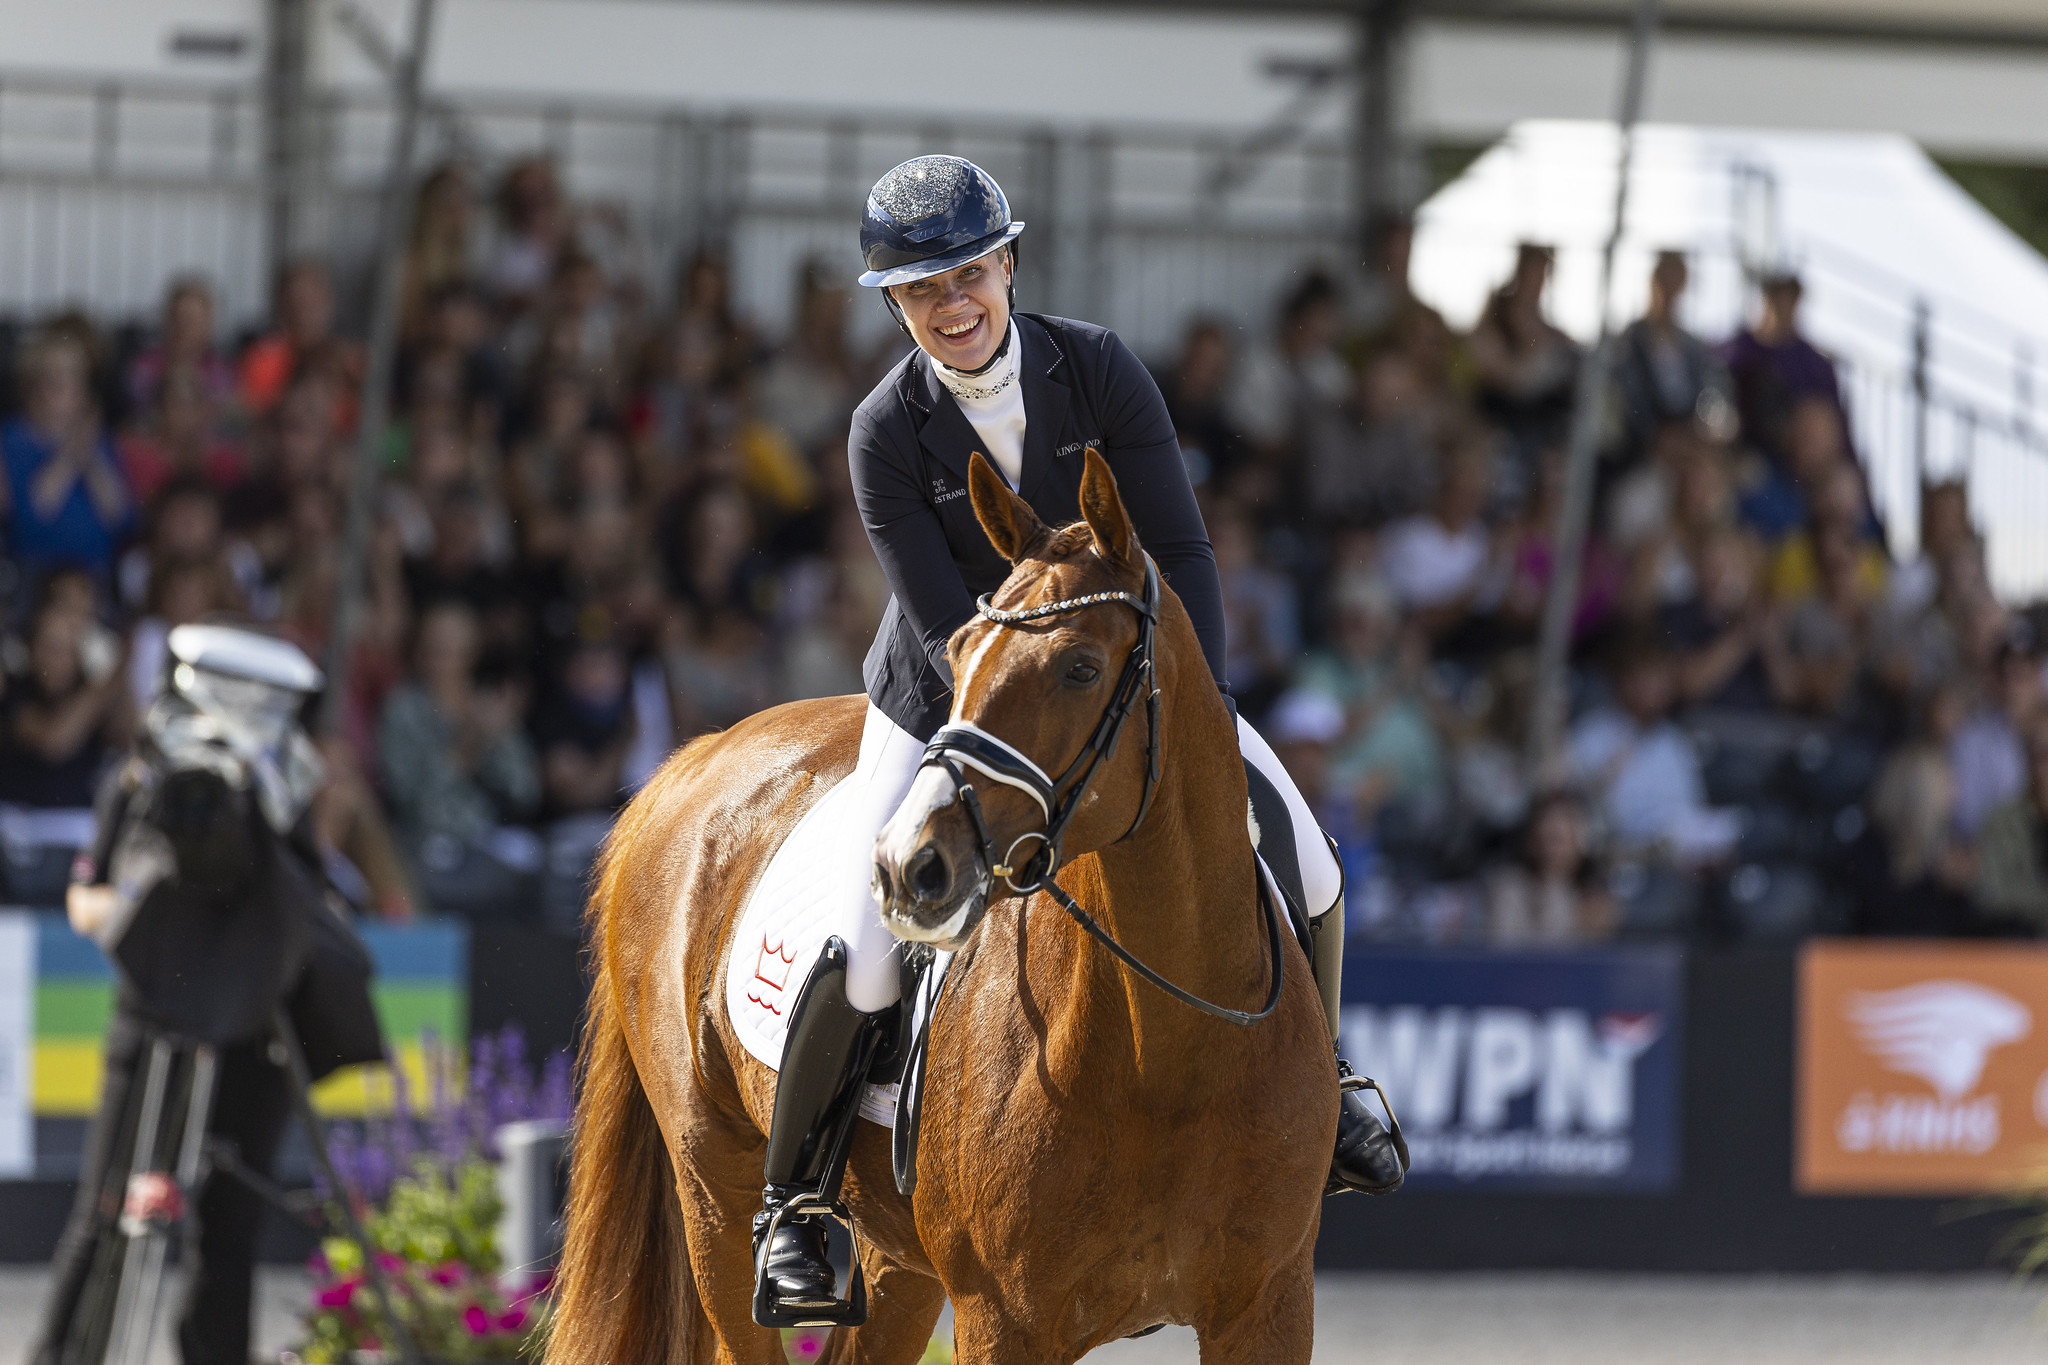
[789,1328,828,1360]
[495,1305,530,1333]
[316,1279,361,1310]
[428,1260,466,1287]
[538,1052,573,1124]
[374,1251,406,1276]
[462,1304,492,1336]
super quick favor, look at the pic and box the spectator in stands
[0,598,134,808]
[1209,499,1299,718]
[1722,270,1850,468]
[311,734,418,922]
[1493,445,1621,645]
[118,365,245,505]
[402,479,522,651]
[1227,270,1349,467]
[534,629,633,818]
[115,477,228,617]
[506,368,595,555]
[1156,319,1248,492]
[399,163,477,346]
[1658,524,1793,714]
[1971,713,2048,934]
[1950,628,2044,839]
[758,259,859,456]
[125,556,237,709]
[239,259,361,424]
[1483,791,1617,945]
[1378,438,1496,639]
[1341,349,1443,525]
[1777,527,1881,722]
[378,601,540,848]
[1470,244,1578,460]
[1614,251,1731,461]
[1,331,134,593]
[1567,634,1741,866]
[1767,458,1887,605]
[1849,686,1978,936]
[1291,570,1445,824]
[123,276,236,417]
[489,156,571,310]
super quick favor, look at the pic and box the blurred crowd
[0,155,2041,947]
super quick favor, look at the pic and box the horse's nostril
[906,845,950,903]
[873,861,895,907]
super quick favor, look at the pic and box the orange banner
[1798,940,2048,1194]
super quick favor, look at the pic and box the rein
[919,556,1285,1027]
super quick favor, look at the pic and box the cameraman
[32,624,382,1365]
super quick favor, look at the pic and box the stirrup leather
[751,1189,869,1329]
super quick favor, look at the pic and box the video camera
[48,625,393,1365]
[88,624,381,1064]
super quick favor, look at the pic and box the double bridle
[918,555,1284,1027]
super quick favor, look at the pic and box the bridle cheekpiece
[916,553,1285,1028]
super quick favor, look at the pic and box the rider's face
[889,249,1012,370]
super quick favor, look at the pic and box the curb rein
[919,556,1286,1027]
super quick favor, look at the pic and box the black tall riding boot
[752,938,882,1328]
[1309,896,1409,1196]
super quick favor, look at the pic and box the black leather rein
[919,556,1285,1027]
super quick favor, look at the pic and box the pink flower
[374,1251,407,1276]
[495,1306,530,1333]
[462,1304,492,1336]
[428,1261,466,1287]
[315,1279,360,1310]
[790,1329,828,1360]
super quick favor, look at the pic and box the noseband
[919,555,1284,1027]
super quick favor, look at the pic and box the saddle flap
[1244,759,1314,957]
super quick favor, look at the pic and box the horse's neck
[1055,699,1270,1080]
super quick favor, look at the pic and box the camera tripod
[50,1013,422,1365]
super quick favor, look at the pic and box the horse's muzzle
[873,766,990,949]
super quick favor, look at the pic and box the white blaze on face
[873,766,960,905]
[1846,980,2032,1101]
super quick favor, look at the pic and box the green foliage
[1938,159,2048,261]
[295,1157,552,1365]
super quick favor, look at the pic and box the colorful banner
[1798,940,2048,1195]
[1342,945,1685,1192]
[30,914,465,1122]
[0,914,32,1176]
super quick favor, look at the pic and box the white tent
[1410,119,2048,596]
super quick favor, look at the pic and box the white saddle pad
[725,769,901,1126]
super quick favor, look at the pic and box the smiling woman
[732,152,1406,1326]
[890,253,1012,371]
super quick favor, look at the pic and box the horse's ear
[970,451,1044,562]
[1078,447,1136,568]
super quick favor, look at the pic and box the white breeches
[838,702,1344,1012]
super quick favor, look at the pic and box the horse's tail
[544,949,700,1365]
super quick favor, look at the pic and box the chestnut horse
[546,451,1333,1365]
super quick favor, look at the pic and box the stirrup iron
[751,1189,869,1329]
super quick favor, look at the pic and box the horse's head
[874,448,1168,949]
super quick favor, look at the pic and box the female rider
[753,156,1404,1322]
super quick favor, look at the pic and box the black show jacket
[850,313,1226,741]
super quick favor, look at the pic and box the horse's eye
[1066,662,1101,684]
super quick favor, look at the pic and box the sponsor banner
[1798,940,2048,1195]
[1341,945,1684,1192]
[27,913,465,1123]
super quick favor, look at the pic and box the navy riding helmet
[858,156,1025,318]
